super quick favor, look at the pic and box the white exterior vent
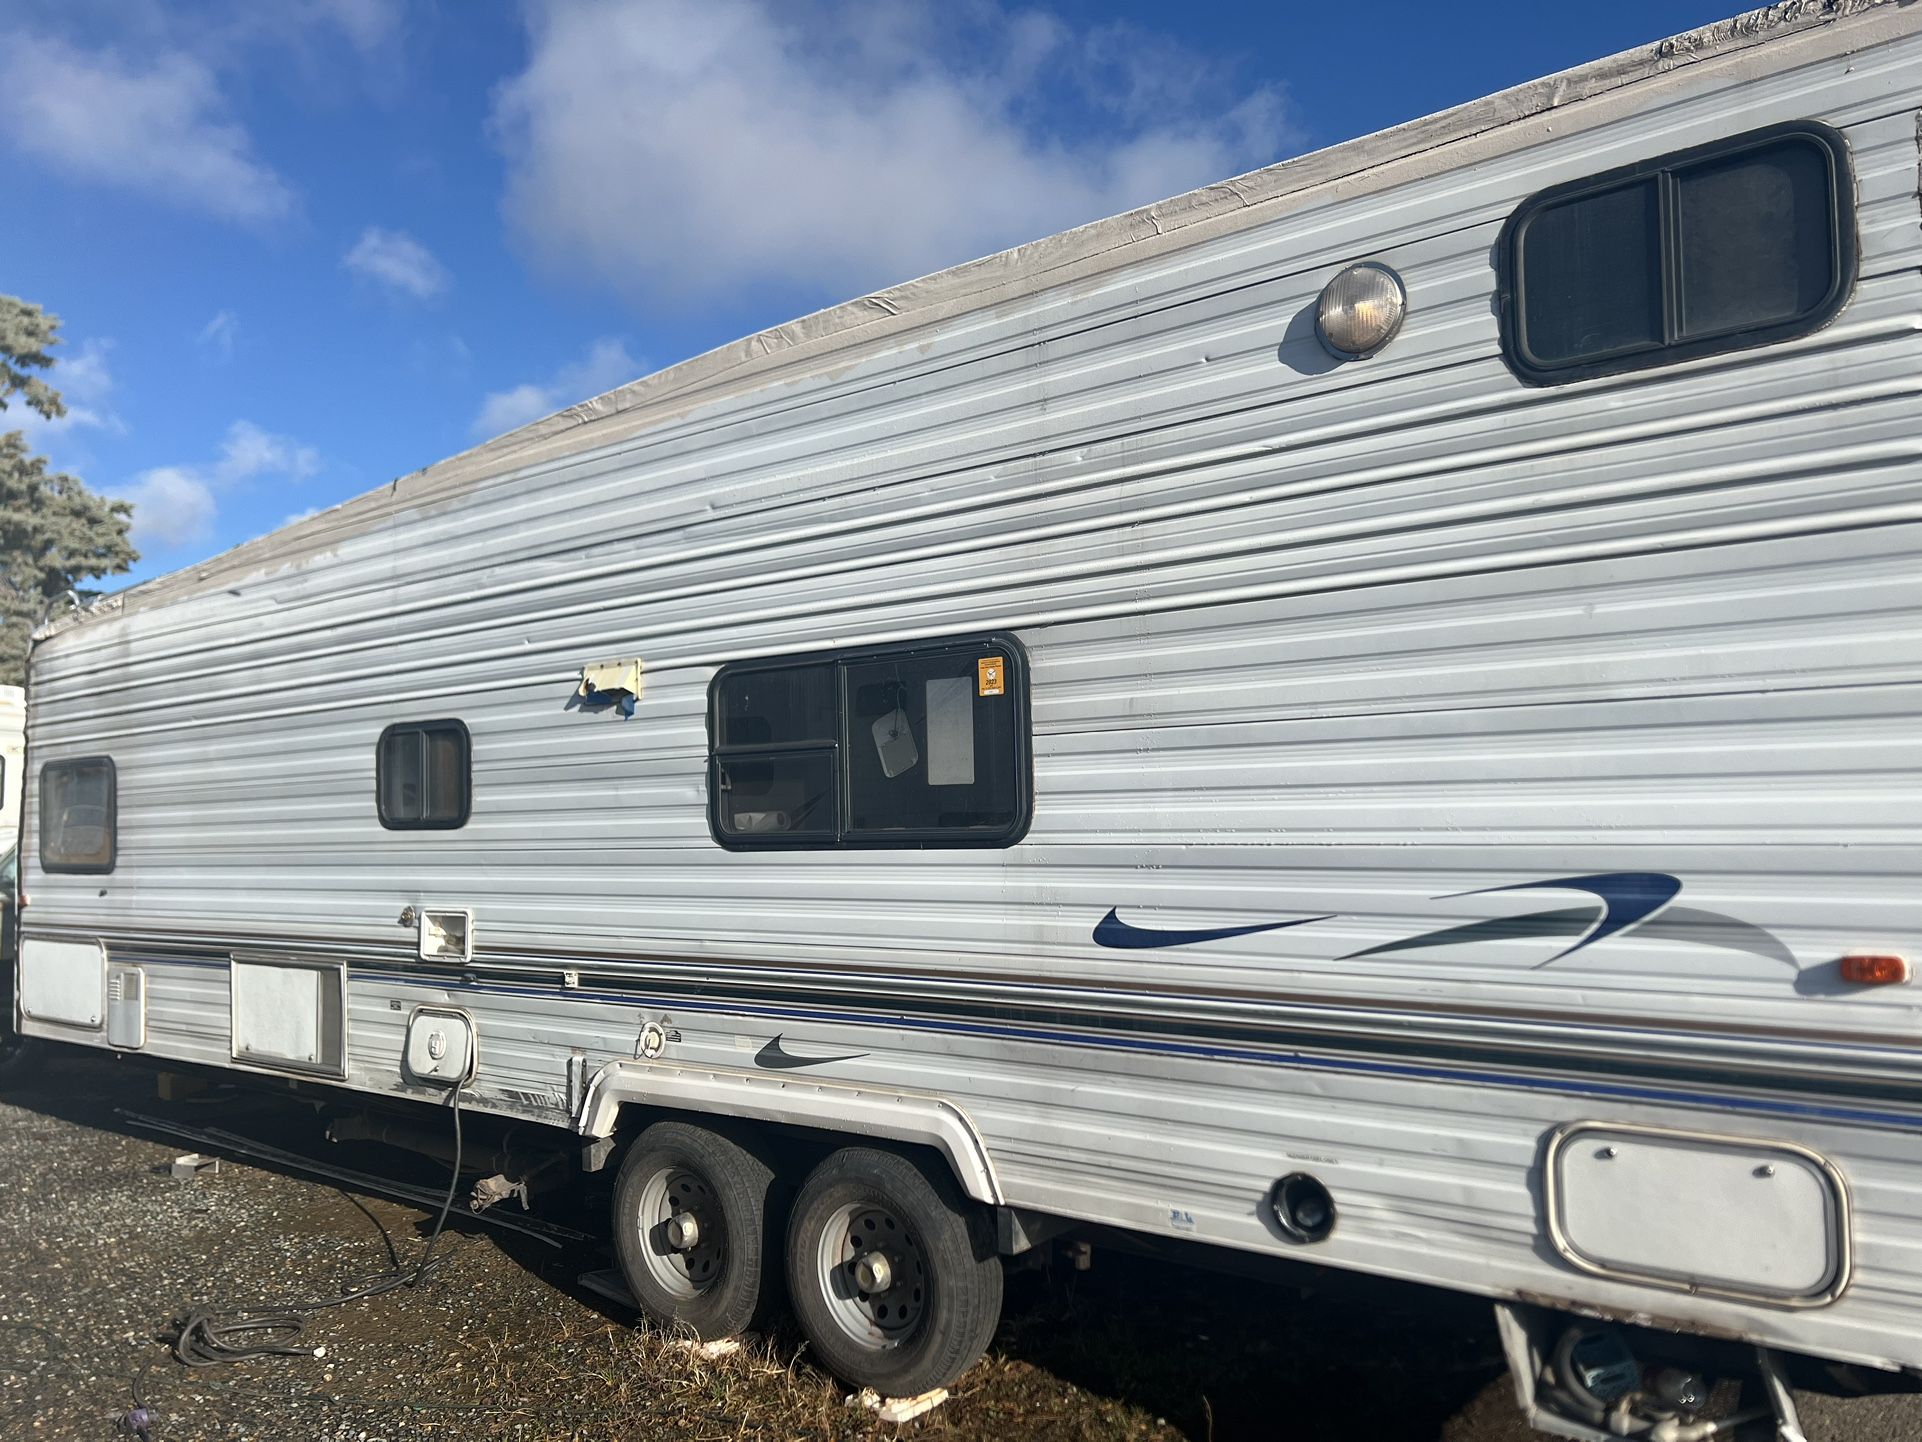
[418,908,473,963]
[105,965,146,1050]
[578,658,644,705]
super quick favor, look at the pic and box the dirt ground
[0,1050,1914,1442]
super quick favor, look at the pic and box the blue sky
[0,0,1730,588]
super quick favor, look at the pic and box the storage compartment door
[17,936,105,1029]
[230,958,345,1076]
[1546,1122,1848,1305]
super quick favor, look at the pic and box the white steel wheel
[612,1120,778,1339]
[786,1147,1002,1396]
[814,1200,931,1347]
[634,1165,725,1301]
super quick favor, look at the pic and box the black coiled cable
[165,1081,466,1369]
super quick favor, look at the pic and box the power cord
[122,1082,468,1436]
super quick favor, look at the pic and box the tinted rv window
[1501,123,1853,384]
[709,637,1029,849]
[714,750,837,841]
[40,756,116,873]
[844,652,1020,837]
[377,720,470,829]
[716,665,835,748]
[1674,141,1838,338]
[1513,179,1664,367]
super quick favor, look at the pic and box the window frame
[707,633,1032,851]
[1497,121,1856,386]
[39,755,117,875]
[375,718,472,831]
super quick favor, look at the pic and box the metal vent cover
[105,965,146,1050]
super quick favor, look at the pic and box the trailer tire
[611,1120,779,1340]
[786,1146,1002,1396]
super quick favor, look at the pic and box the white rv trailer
[0,684,22,877]
[14,3,1922,1430]
[1,683,22,1035]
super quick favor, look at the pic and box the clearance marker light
[1315,261,1407,360]
[1838,954,1910,986]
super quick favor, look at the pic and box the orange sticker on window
[977,656,1006,697]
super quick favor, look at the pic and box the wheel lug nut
[852,1250,893,1294]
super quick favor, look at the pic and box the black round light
[1269,1172,1337,1244]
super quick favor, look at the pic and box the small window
[40,756,116,873]
[709,637,1029,849]
[1500,123,1853,384]
[377,720,470,830]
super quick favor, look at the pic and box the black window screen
[845,652,1020,836]
[40,756,116,873]
[709,638,1029,848]
[1516,178,1663,367]
[378,720,470,829]
[1502,123,1853,383]
[1674,141,1836,339]
[715,665,836,748]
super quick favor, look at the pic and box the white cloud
[121,467,218,548]
[9,0,406,60]
[472,337,642,438]
[118,420,321,552]
[198,309,240,359]
[214,419,321,483]
[492,0,1294,304]
[0,34,295,223]
[17,338,124,440]
[56,339,117,408]
[294,0,402,55]
[343,226,451,299]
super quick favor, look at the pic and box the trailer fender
[575,1058,1003,1206]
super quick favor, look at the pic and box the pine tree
[0,295,137,686]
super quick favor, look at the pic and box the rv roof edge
[32,0,1922,639]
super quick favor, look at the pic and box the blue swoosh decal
[1340,907,1597,960]
[1094,909,1331,950]
[1452,872,1681,963]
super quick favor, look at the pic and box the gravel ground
[0,1049,1914,1442]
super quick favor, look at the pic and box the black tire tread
[611,1119,779,1340]
[785,1146,1001,1396]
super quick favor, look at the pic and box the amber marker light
[1838,954,1910,986]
